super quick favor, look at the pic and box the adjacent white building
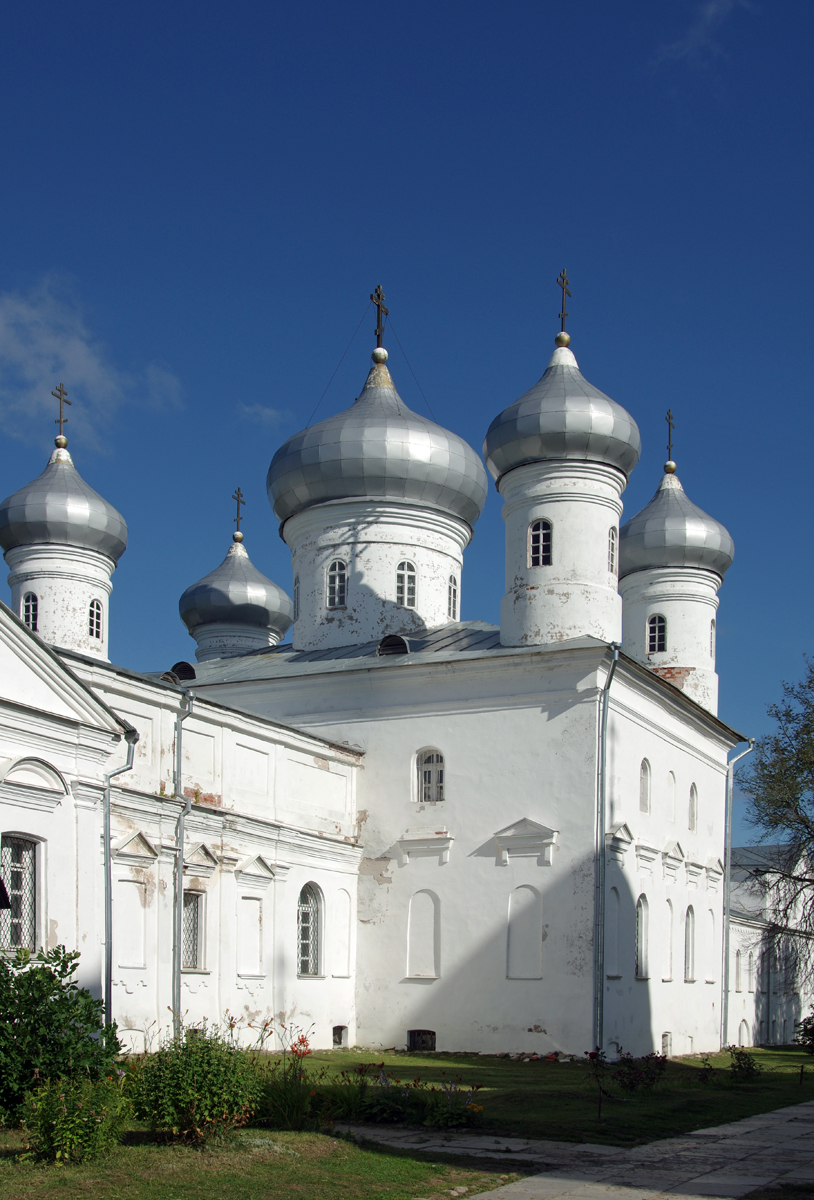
[0,319,802,1056]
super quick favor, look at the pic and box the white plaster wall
[191,622,279,663]
[283,499,470,651]
[498,462,625,648]
[5,544,115,660]
[620,567,721,715]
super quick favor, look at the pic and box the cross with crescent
[232,487,246,532]
[666,409,675,461]
[52,382,71,437]
[557,269,571,333]
[370,285,389,348]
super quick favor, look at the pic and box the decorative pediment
[112,832,159,862]
[183,843,219,879]
[606,823,634,866]
[234,854,275,890]
[706,857,724,892]
[493,819,558,866]
[397,830,454,866]
[685,859,704,889]
[635,842,660,876]
[662,841,685,882]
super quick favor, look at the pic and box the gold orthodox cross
[232,487,246,532]
[666,409,675,460]
[370,285,389,348]
[52,382,71,437]
[557,269,571,332]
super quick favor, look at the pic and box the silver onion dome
[483,338,641,483]
[0,442,128,562]
[619,466,734,579]
[179,534,293,636]
[267,349,488,527]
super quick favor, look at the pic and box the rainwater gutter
[593,643,620,1053]
[721,737,755,1048]
[103,728,140,1028]
[171,689,195,1037]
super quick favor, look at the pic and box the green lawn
[0,1047,811,1198]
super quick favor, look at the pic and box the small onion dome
[483,341,641,484]
[0,442,128,561]
[267,349,488,528]
[179,534,293,637]
[619,466,734,579]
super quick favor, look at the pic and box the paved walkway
[340,1099,814,1199]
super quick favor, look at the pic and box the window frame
[22,593,38,633]
[326,560,347,610]
[181,890,205,971]
[297,883,323,978]
[0,833,40,953]
[293,575,300,622]
[416,748,445,804]
[635,894,649,980]
[396,561,417,609]
[447,575,458,621]
[639,759,651,815]
[528,519,552,568]
[647,613,667,654]
[88,598,103,640]
[608,526,618,574]
[688,783,698,833]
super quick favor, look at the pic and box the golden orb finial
[664,460,677,474]
[555,331,571,348]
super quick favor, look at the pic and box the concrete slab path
[339,1098,814,1199]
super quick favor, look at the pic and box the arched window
[710,618,716,660]
[0,835,37,951]
[22,593,38,632]
[608,527,618,574]
[88,599,103,639]
[688,783,698,832]
[748,951,754,992]
[293,575,300,622]
[327,561,347,609]
[667,771,676,822]
[529,519,552,567]
[706,909,716,982]
[647,614,667,654]
[639,759,651,814]
[417,749,444,803]
[664,899,673,981]
[447,576,458,620]
[297,884,321,976]
[684,906,695,982]
[735,949,742,992]
[635,895,649,979]
[606,887,620,976]
[396,561,417,608]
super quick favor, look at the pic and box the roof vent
[160,671,181,685]
[377,634,411,657]
[172,661,197,681]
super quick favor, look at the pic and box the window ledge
[605,973,622,980]
[237,973,266,980]
[635,975,650,981]
[662,977,673,983]
[297,974,325,980]
[181,969,211,975]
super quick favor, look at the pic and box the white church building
[0,310,795,1058]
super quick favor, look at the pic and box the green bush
[20,1076,130,1163]
[323,1062,483,1128]
[255,1027,327,1131]
[131,1023,260,1144]
[726,1045,762,1082]
[0,947,120,1124]
[796,1009,814,1054]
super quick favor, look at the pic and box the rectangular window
[648,615,667,653]
[529,520,552,567]
[182,892,202,969]
[0,836,36,951]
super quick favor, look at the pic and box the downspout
[171,689,195,1037]
[594,643,620,1052]
[103,728,140,1028]
[721,738,755,1048]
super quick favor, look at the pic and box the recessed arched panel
[407,890,439,978]
[606,887,620,977]
[332,888,351,978]
[507,885,543,979]
[0,757,68,793]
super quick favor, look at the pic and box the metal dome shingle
[619,471,734,579]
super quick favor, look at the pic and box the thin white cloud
[655,0,755,67]
[0,279,182,453]
[239,403,286,425]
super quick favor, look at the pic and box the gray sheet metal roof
[620,469,734,579]
[179,536,293,635]
[267,352,488,527]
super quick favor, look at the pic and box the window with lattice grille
[396,561,416,608]
[23,593,38,632]
[89,599,103,639]
[417,749,444,803]
[647,614,666,653]
[608,527,618,574]
[529,520,552,567]
[182,892,202,969]
[0,836,36,951]
[293,575,300,621]
[447,576,458,620]
[327,561,346,609]
[297,884,320,976]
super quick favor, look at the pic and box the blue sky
[0,0,808,839]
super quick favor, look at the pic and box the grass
[306,1044,814,1146]
[0,1047,811,1198]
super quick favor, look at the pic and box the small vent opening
[333,1024,348,1047]
[407,1028,436,1052]
[377,634,411,657]
[172,661,197,681]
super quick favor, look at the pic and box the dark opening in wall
[407,1029,436,1052]
[333,1025,348,1047]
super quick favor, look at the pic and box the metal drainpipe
[171,690,195,1037]
[594,643,620,1052]
[721,738,755,1049]
[103,729,140,1028]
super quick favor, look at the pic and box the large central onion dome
[267,349,488,528]
[0,442,127,561]
[483,339,641,484]
[619,464,734,579]
[179,533,293,638]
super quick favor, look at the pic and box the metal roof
[620,470,734,579]
[179,537,293,635]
